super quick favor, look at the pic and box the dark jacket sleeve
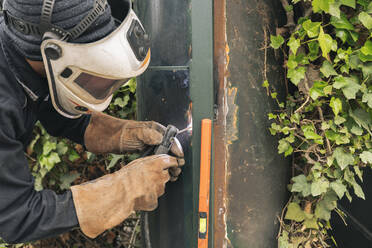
[0,100,78,244]
[37,98,91,146]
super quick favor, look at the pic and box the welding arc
[178,125,192,134]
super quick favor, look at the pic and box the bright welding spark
[178,124,192,134]
[178,105,193,134]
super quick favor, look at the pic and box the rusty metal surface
[213,0,229,247]
[212,0,290,247]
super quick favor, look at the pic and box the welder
[0,0,184,243]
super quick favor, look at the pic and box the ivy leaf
[335,29,358,45]
[268,113,277,120]
[361,40,372,55]
[331,76,348,89]
[335,135,350,145]
[310,81,328,100]
[320,61,338,77]
[39,152,61,171]
[288,37,301,55]
[311,179,330,196]
[333,147,354,170]
[114,95,130,108]
[330,14,354,30]
[308,42,320,61]
[360,63,372,79]
[348,30,359,42]
[359,12,372,29]
[278,231,294,248]
[362,92,372,108]
[303,217,319,229]
[59,172,80,190]
[368,2,372,13]
[107,154,125,170]
[270,35,284,49]
[344,167,355,185]
[313,0,334,13]
[290,112,301,124]
[56,141,68,155]
[349,108,372,134]
[345,190,352,202]
[302,125,323,141]
[315,192,338,221]
[324,85,333,95]
[303,20,321,38]
[331,180,347,199]
[287,67,306,85]
[334,115,346,125]
[68,150,80,162]
[325,129,339,141]
[354,166,363,182]
[287,54,299,69]
[315,203,331,222]
[359,51,372,62]
[330,97,342,116]
[270,123,281,135]
[329,2,341,18]
[319,27,334,59]
[285,202,306,222]
[291,174,311,197]
[358,0,370,9]
[353,181,365,199]
[336,29,349,43]
[360,151,372,164]
[127,78,137,93]
[340,0,356,8]
[333,76,361,100]
[42,141,57,156]
[351,125,363,135]
[350,54,361,69]
[278,139,293,157]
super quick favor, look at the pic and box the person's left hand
[84,112,185,158]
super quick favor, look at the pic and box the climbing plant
[266,0,372,247]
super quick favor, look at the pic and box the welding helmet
[2,0,150,118]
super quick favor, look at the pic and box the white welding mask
[3,0,150,118]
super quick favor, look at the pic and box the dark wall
[224,0,289,247]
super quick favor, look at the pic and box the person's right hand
[71,154,184,238]
[126,154,185,211]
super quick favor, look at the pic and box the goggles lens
[74,72,128,100]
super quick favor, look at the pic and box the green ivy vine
[266,0,372,247]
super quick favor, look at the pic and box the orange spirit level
[198,119,212,248]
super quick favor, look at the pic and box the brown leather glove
[84,111,184,157]
[71,154,184,238]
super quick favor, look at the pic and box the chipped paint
[226,86,239,145]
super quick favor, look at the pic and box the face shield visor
[41,3,150,118]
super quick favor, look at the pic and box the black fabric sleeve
[0,100,79,244]
[37,98,91,146]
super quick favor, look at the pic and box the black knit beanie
[2,0,116,61]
